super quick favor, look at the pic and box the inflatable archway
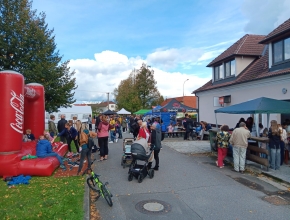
[0,70,67,177]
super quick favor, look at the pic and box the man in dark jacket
[58,123,79,153]
[148,124,162,170]
[183,114,193,140]
[57,114,67,143]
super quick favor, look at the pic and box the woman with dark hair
[216,125,231,168]
[246,117,254,132]
[235,118,245,129]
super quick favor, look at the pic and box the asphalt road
[91,133,290,220]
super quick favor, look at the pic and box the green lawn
[1,175,85,220]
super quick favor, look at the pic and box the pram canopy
[131,138,152,161]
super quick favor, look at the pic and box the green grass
[0,176,85,220]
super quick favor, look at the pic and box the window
[219,65,223,79]
[285,38,290,60]
[225,60,235,77]
[110,105,114,108]
[214,66,220,81]
[273,37,290,64]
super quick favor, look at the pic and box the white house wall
[236,56,255,76]
[196,74,290,128]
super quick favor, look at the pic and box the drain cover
[135,199,172,215]
[263,195,290,206]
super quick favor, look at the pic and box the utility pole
[107,92,109,110]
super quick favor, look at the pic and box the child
[25,129,35,141]
[44,131,56,144]
[167,123,174,138]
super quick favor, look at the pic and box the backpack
[88,136,95,150]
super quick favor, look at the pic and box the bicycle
[82,159,113,207]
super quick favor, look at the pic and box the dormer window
[273,37,290,64]
[225,60,236,77]
[214,59,235,81]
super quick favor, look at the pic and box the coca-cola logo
[173,102,181,108]
[10,90,24,134]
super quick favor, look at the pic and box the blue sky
[32,0,290,102]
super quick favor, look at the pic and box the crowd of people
[215,116,290,173]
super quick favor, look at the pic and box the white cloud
[69,50,211,102]
[146,48,204,69]
[241,0,290,34]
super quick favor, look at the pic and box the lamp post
[183,79,189,97]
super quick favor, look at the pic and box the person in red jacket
[138,122,150,142]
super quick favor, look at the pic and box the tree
[114,64,164,113]
[0,0,77,112]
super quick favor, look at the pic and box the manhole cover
[263,195,290,206]
[135,199,172,215]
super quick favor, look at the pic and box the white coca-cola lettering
[10,90,24,134]
[24,86,36,98]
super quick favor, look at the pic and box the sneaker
[73,163,79,167]
[109,141,113,143]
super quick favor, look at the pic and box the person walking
[57,114,67,143]
[216,125,231,168]
[229,122,251,174]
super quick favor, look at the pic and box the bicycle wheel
[87,177,98,192]
[101,185,113,207]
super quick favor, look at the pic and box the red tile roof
[193,48,290,93]
[207,34,265,67]
[260,18,290,44]
[161,96,197,108]
[88,101,115,108]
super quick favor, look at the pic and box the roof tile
[260,18,290,44]
[207,34,265,67]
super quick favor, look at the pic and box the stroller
[121,138,134,168]
[128,138,154,183]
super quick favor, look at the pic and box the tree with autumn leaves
[114,64,164,113]
[0,0,77,112]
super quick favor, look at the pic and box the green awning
[134,109,151,115]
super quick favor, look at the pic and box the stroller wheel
[121,157,124,166]
[128,173,133,181]
[148,169,154,179]
[138,174,144,183]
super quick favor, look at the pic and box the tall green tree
[114,64,164,113]
[0,0,77,112]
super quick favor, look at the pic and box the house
[193,18,290,128]
[161,96,197,108]
[88,101,117,113]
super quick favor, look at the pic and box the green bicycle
[82,159,113,207]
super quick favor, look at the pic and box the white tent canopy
[117,108,131,115]
[45,106,92,123]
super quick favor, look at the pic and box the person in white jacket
[229,122,251,174]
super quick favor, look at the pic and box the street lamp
[183,79,189,97]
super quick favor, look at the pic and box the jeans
[77,147,92,174]
[280,141,285,166]
[38,153,63,165]
[98,137,109,157]
[66,137,79,152]
[232,146,247,171]
[110,131,116,142]
[270,148,281,170]
[154,149,160,168]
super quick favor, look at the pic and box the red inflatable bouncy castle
[0,70,67,177]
